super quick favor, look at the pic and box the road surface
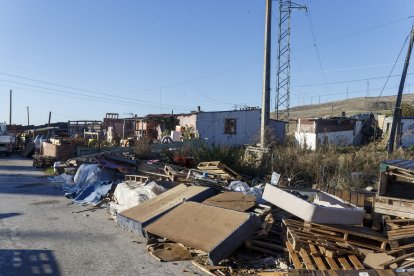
[0,155,199,276]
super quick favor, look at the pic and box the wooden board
[144,201,261,264]
[202,192,256,212]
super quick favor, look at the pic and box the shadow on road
[0,213,22,219]
[0,249,60,275]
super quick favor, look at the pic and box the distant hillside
[279,94,414,119]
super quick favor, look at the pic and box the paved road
[0,155,199,276]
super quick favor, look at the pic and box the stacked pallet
[197,161,242,181]
[384,217,414,252]
[283,219,390,271]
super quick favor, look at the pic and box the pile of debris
[54,155,414,275]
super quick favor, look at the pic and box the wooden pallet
[285,241,365,270]
[197,161,242,181]
[124,175,149,183]
[283,219,388,252]
[163,165,188,182]
[384,217,414,251]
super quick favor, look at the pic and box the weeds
[176,135,414,190]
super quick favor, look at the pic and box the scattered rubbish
[147,242,193,262]
[270,172,280,186]
[228,181,263,203]
[48,144,414,275]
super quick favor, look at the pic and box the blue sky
[0,0,413,125]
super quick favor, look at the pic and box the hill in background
[280,94,414,119]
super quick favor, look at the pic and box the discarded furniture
[375,159,414,218]
[318,185,375,226]
[117,184,215,236]
[144,201,262,264]
[263,185,365,225]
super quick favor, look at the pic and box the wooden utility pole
[388,26,414,154]
[260,0,272,147]
[48,111,51,127]
[9,90,12,125]
[27,106,30,126]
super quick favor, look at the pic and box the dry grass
[269,136,414,190]
[176,135,414,190]
[133,140,153,159]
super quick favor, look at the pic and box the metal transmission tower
[275,1,306,121]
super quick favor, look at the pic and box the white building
[379,115,414,148]
[295,117,364,150]
[175,108,286,146]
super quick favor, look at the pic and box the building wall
[175,114,197,130]
[316,130,356,147]
[195,110,261,146]
[295,118,363,150]
[295,132,317,150]
[401,119,414,147]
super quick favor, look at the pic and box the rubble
[45,150,414,274]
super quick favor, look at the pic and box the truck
[0,122,14,156]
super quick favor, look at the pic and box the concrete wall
[295,118,363,150]
[196,110,261,146]
[295,132,317,150]
[41,142,77,161]
[379,116,414,148]
[400,119,414,147]
[316,130,355,147]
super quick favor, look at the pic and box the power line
[0,79,191,111]
[0,72,193,110]
[293,72,414,88]
[305,8,329,93]
[294,16,414,52]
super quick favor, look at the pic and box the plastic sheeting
[228,181,264,203]
[72,180,113,205]
[110,181,166,216]
[63,163,115,205]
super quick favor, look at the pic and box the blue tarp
[72,180,113,205]
[63,164,115,205]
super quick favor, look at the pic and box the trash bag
[110,181,166,215]
[228,181,264,203]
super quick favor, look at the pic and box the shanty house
[295,117,367,150]
[136,108,286,146]
[175,108,286,146]
[379,115,414,148]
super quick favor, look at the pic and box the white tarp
[110,181,166,216]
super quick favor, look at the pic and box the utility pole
[388,26,414,154]
[27,106,30,126]
[48,111,51,127]
[346,86,349,99]
[260,0,272,147]
[275,0,306,122]
[9,90,12,125]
